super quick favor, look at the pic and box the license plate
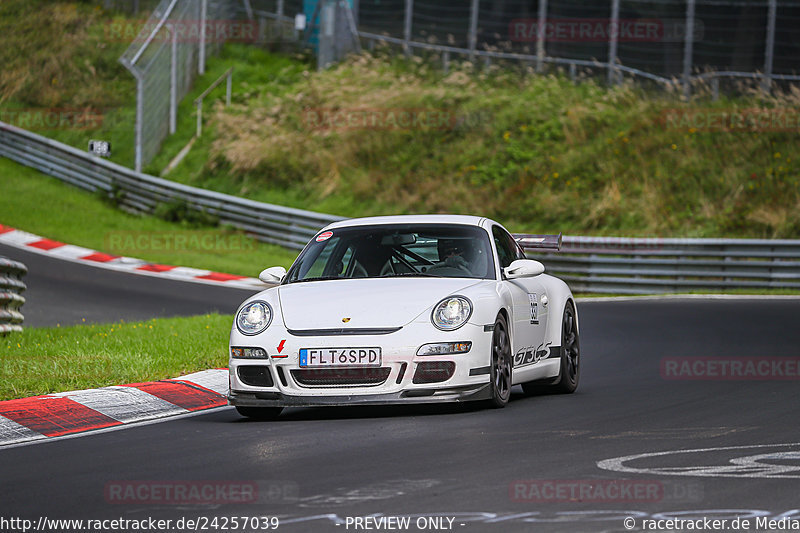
[299,347,382,367]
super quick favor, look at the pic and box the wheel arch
[542,276,577,347]
[496,305,512,345]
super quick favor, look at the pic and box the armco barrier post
[0,257,27,336]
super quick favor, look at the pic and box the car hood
[277,278,483,330]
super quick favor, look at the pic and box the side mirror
[259,266,287,284]
[504,259,545,279]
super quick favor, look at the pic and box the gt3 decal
[513,344,550,368]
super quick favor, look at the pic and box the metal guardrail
[0,121,344,250]
[519,235,800,294]
[2,120,800,293]
[0,257,27,335]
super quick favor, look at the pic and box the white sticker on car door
[529,293,538,324]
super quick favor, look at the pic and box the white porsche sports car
[228,215,579,419]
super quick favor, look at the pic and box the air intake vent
[291,367,391,387]
[237,366,274,387]
[412,361,456,384]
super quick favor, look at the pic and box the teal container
[304,0,354,51]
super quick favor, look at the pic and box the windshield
[285,224,496,283]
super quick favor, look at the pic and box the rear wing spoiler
[513,233,562,251]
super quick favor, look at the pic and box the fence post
[242,0,254,19]
[682,0,695,99]
[196,101,203,137]
[277,0,284,18]
[536,0,547,72]
[763,0,777,94]
[169,24,177,135]
[403,0,413,57]
[468,0,479,62]
[607,0,620,85]
[199,0,207,75]
[135,74,143,173]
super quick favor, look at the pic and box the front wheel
[235,406,283,420]
[522,301,580,395]
[487,314,512,408]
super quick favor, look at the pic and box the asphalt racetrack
[2,243,800,532]
[0,242,256,327]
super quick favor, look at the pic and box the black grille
[287,327,401,336]
[291,367,392,387]
[237,366,274,387]
[412,361,456,384]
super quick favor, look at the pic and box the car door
[492,226,550,381]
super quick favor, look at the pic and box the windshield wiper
[383,272,439,278]
[290,276,344,283]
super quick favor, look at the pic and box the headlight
[236,301,272,335]
[431,296,473,331]
[417,342,472,356]
[231,347,268,359]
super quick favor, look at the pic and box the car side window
[492,226,517,269]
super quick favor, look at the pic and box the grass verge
[0,314,229,401]
[160,46,800,239]
[0,157,298,276]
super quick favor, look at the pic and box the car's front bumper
[228,382,492,407]
[228,320,494,408]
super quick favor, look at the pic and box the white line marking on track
[597,443,800,479]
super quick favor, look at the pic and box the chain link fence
[119,0,236,172]
[356,0,800,94]
[115,0,799,172]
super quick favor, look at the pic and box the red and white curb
[0,224,265,290]
[0,369,229,447]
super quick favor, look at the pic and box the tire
[522,301,580,395]
[235,406,283,420]
[487,313,513,408]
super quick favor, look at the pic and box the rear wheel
[487,314,512,408]
[235,406,283,420]
[522,301,580,395]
